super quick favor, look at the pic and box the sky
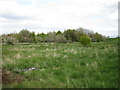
[0,0,119,37]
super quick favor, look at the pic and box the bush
[64,29,77,42]
[55,35,67,43]
[6,36,18,45]
[46,32,56,42]
[79,35,92,47]
[18,29,32,43]
[2,34,18,45]
[92,33,105,42]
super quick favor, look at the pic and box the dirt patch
[2,69,25,85]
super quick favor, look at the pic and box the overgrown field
[2,38,118,88]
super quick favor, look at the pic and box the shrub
[18,29,31,43]
[2,34,18,45]
[46,32,56,42]
[92,33,105,42]
[64,29,77,42]
[55,35,67,43]
[4,36,17,45]
[79,35,92,47]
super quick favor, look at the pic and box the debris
[20,67,37,71]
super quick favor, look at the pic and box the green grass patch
[2,38,118,88]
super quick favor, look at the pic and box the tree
[55,35,67,43]
[56,30,62,35]
[40,33,47,38]
[64,29,77,42]
[36,32,48,42]
[46,32,56,42]
[76,27,94,35]
[36,36,43,42]
[18,29,31,43]
[75,30,86,42]
[2,33,18,45]
[93,32,104,42]
[30,32,36,42]
[5,37,16,45]
[79,35,92,47]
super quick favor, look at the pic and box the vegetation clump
[1,27,108,45]
[79,35,92,47]
[2,34,18,45]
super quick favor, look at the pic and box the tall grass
[2,38,118,88]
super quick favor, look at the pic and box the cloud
[0,12,31,20]
[0,0,119,37]
[16,0,33,5]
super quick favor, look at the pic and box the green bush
[79,35,92,47]
[6,37,18,45]
[2,34,18,45]
[55,35,67,43]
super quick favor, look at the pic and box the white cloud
[0,0,119,37]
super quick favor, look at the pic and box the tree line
[1,27,108,46]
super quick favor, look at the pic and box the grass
[2,38,118,88]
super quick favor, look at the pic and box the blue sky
[0,0,118,37]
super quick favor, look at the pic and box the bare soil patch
[2,69,25,85]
